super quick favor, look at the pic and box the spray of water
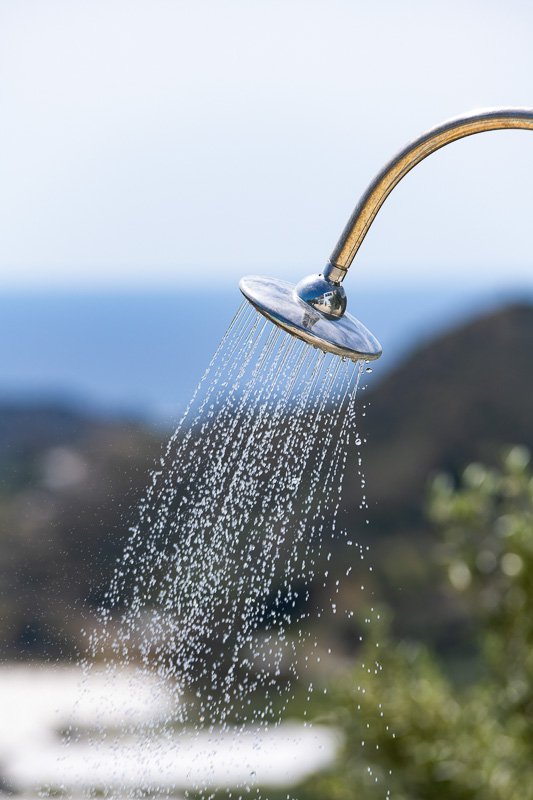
[76,303,371,798]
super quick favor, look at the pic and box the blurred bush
[301,446,533,799]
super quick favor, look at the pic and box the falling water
[77,303,369,798]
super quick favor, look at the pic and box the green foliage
[430,446,533,697]
[300,447,533,800]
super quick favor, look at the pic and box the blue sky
[1,1,533,291]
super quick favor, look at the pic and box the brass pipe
[325,108,533,284]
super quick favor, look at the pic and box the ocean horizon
[1,283,531,424]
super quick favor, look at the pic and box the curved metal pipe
[240,107,533,361]
[325,108,533,284]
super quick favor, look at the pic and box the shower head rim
[239,275,382,362]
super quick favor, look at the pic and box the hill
[344,302,533,652]
[358,302,533,528]
[0,404,161,659]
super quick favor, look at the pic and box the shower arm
[240,107,533,361]
[324,108,533,284]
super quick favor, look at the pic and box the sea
[0,282,530,425]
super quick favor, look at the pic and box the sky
[1,1,533,291]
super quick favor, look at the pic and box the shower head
[239,274,381,362]
[240,107,533,362]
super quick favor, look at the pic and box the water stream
[72,304,369,798]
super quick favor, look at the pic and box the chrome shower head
[239,274,381,362]
[240,107,533,362]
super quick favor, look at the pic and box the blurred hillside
[350,302,533,656]
[362,302,533,526]
[0,405,161,659]
[0,302,532,662]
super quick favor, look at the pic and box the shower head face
[239,275,382,362]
